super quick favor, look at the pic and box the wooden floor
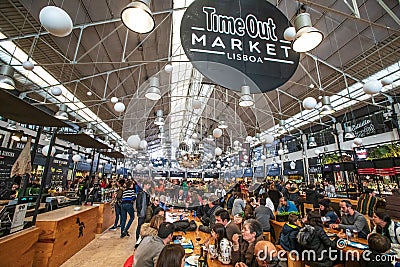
[60,217,137,267]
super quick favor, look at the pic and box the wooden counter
[0,226,40,267]
[33,205,99,267]
[94,202,114,234]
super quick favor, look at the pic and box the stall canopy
[0,90,72,128]
[101,151,125,159]
[56,133,109,149]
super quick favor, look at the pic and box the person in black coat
[268,183,282,210]
[297,211,342,267]
[305,184,324,208]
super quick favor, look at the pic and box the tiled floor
[60,218,138,267]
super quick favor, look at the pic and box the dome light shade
[363,80,382,94]
[114,102,126,112]
[121,0,155,34]
[292,13,323,52]
[22,60,34,71]
[145,77,161,100]
[139,140,148,149]
[261,155,266,160]
[213,128,223,138]
[344,126,355,139]
[0,65,15,90]
[127,135,141,149]
[55,104,68,120]
[239,85,254,107]
[278,149,284,155]
[111,97,119,103]
[246,136,253,143]
[381,77,394,86]
[302,97,317,110]
[86,158,92,164]
[72,154,81,162]
[320,96,335,115]
[192,99,202,109]
[308,136,317,147]
[39,6,73,37]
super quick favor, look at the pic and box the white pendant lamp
[114,102,126,112]
[353,138,363,146]
[320,96,335,115]
[72,154,82,162]
[127,135,141,149]
[111,96,119,103]
[0,65,15,90]
[51,86,63,96]
[363,80,382,95]
[308,136,317,147]
[263,134,275,144]
[302,97,317,110]
[121,0,155,34]
[42,145,56,157]
[22,60,34,71]
[164,64,173,73]
[283,27,296,41]
[145,77,161,101]
[292,13,323,52]
[239,85,254,107]
[39,6,73,37]
[213,128,223,138]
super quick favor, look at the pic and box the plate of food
[186,255,199,266]
[185,248,194,254]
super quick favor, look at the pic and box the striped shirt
[357,194,377,217]
[121,189,136,202]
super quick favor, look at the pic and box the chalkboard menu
[0,148,20,199]
[47,158,69,188]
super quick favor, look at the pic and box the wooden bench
[275,244,304,267]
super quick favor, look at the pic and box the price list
[0,148,19,199]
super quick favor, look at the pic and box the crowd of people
[105,177,400,267]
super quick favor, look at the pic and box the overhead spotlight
[308,136,317,147]
[154,109,164,126]
[218,115,228,129]
[145,77,161,101]
[11,131,23,142]
[292,13,324,52]
[0,65,16,90]
[121,0,155,34]
[54,104,68,120]
[320,96,335,115]
[239,85,254,107]
[277,120,287,134]
[344,126,355,139]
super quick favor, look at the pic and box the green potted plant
[275,211,300,222]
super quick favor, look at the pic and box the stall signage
[243,167,253,177]
[323,165,332,172]
[351,118,376,138]
[254,166,264,178]
[332,164,341,171]
[180,0,299,93]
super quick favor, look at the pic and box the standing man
[215,183,227,207]
[136,180,151,240]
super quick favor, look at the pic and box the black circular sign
[180,0,299,93]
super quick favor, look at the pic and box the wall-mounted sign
[254,166,265,178]
[180,0,299,93]
[243,167,253,177]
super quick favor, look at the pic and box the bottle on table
[198,246,206,267]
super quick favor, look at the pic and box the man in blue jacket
[278,197,298,213]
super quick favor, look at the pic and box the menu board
[46,158,69,188]
[0,148,20,200]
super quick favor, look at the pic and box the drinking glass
[353,230,359,242]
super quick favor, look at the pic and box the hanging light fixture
[54,104,68,120]
[218,115,228,129]
[320,96,335,115]
[239,85,254,107]
[308,136,317,147]
[0,65,15,90]
[121,0,155,34]
[145,77,161,101]
[292,13,324,52]
[344,126,355,139]
[7,120,17,130]
[277,120,287,134]
[154,109,164,126]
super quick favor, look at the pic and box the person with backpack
[371,211,400,258]
[278,214,300,252]
[297,211,342,267]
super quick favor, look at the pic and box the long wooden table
[168,211,233,267]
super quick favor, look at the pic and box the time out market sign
[180,0,299,93]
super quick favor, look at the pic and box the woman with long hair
[155,244,185,267]
[208,223,232,264]
[372,211,400,257]
[140,215,165,238]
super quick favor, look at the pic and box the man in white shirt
[215,183,226,207]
